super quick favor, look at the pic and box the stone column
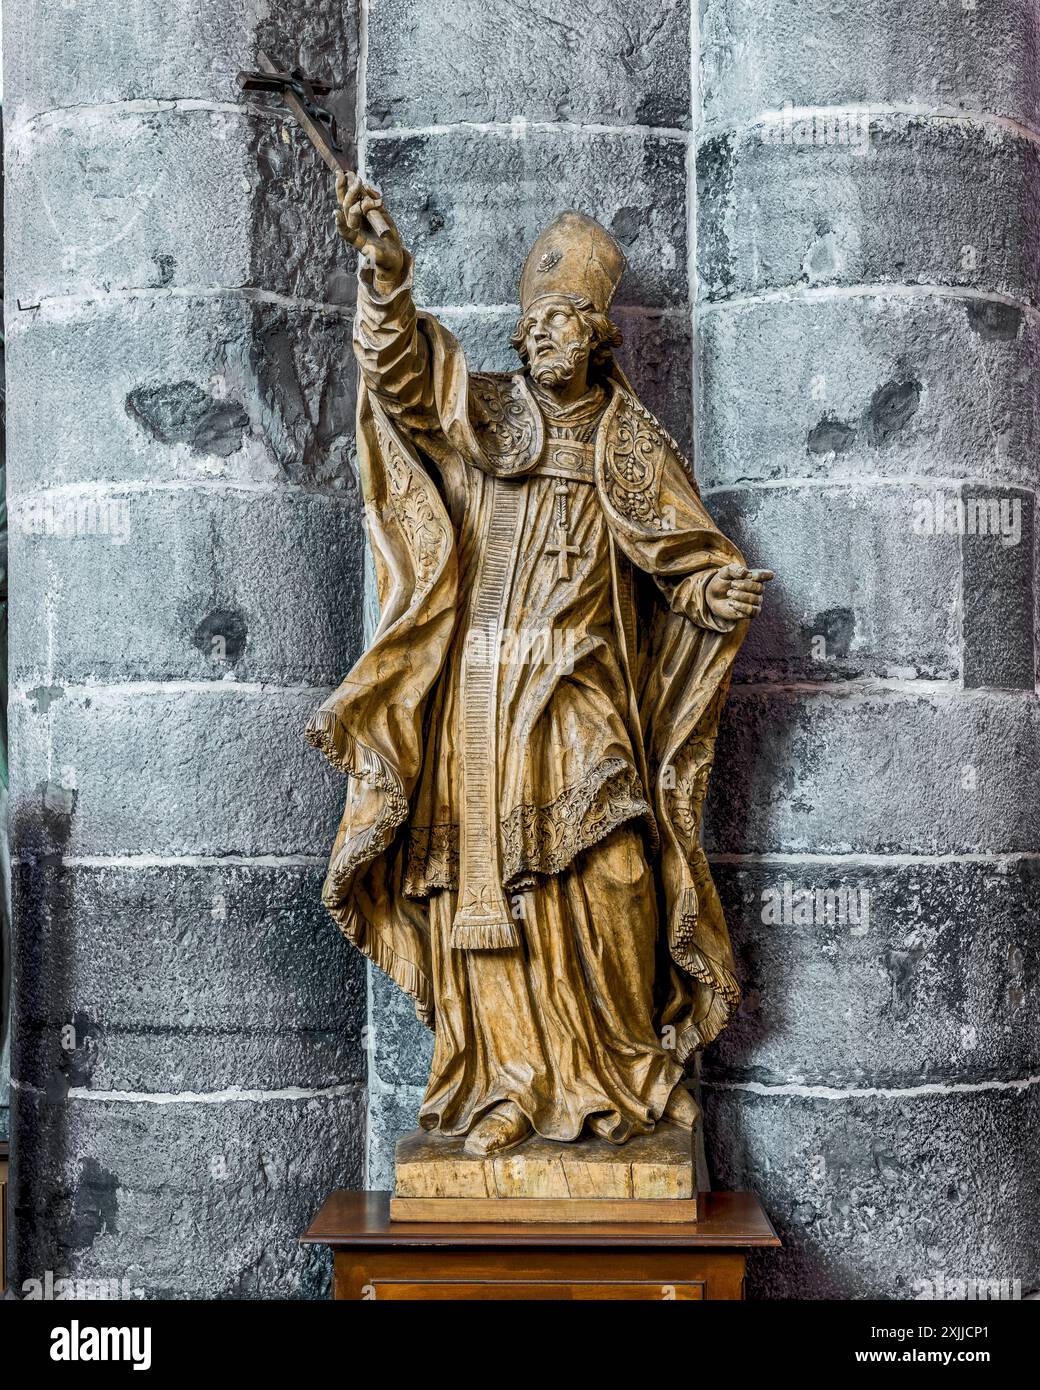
[356,0,697,1185]
[5,3,368,1297]
[697,1,1039,1295]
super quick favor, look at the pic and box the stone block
[11,861,364,1094]
[4,0,357,121]
[700,0,1040,134]
[7,108,348,306]
[711,483,962,682]
[697,118,1040,307]
[706,858,1040,1087]
[961,485,1035,689]
[705,1083,1040,1298]
[4,295,358,492]
[8,686,347,859]
[368,128,687,308]
[9,488,364,688]
[9,1086,364,1299]
[696,290,1040,492]
[706,688,1040,856]
[368,0,691,129]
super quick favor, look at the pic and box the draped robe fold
[306,260,749,1142]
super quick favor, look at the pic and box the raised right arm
[337,174,440,436]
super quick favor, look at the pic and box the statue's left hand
[706,563,774,622]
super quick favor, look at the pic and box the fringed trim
[673,990,737,1060]
[313,721,431,1015]
[307,714,410,895]
[673,1023,703,1066]
[695,988,738,1049]
[305,707,402,796]
[449,914,521,951]
[675,939,741,1010]
[669,897,742,1052]
[326,899,434,1030]
[670,886,699,946]
[324,802,407,897]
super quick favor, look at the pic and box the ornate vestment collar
[469,371,681,514]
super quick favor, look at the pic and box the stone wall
[696,0,1040,1297]
[5,2,368,1298]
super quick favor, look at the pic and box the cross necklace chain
[533,385,605,585]
[546,480,581,581]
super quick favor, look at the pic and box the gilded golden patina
[307,177,773,1186]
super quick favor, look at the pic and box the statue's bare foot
[663,1085,701,1131]
[463,1101,532,1157]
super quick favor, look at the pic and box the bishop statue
[306,175,773,1166]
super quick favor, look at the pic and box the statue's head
[512,211,625,387]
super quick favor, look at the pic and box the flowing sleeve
[353,253,443,439]
[593,381,745,629]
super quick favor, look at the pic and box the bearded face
[520,298,594,388]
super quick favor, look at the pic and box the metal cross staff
[235,49,391,237]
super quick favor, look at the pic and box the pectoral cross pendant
[546,481,581,582]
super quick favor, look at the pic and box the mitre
[518,210,626,315]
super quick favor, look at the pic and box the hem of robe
[402,756,657,899]
[417,1063,686,1147]
[324,897,435,1030]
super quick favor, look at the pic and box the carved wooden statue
[306,175,772,1214]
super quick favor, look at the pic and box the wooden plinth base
[390,1195,700,1223]
[302,1190,781,1301]
[391,1124,696,1222]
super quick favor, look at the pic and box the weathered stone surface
[395,1125,694,1199]
[712,484,961,682]
[368,0,691,129]
[706,859,1040,1088]
[961,486,1035,689]
[12,862,363,1094]
[694,0,1040,1305]
[697,118,1040,306]
[6,0,365,1307]
[367,1089,422,1193]
[7,109,348,305]
[10,489,364,687]
[706,690,1040,856]
[700,0,1040,133]
[4,296,357,492]
[9,687,346,859]
[9,1086,363,1299]
[704,1084,1040,1299]
[616,309,693,458]
[368,128,687,307]
[4,0,358,120]
[369,965,433,1092]
[696,291,1040,492]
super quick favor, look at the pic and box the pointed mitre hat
[519,210,626,315]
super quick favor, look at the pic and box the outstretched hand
[706,563,775,622]
[335,173,406,282]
